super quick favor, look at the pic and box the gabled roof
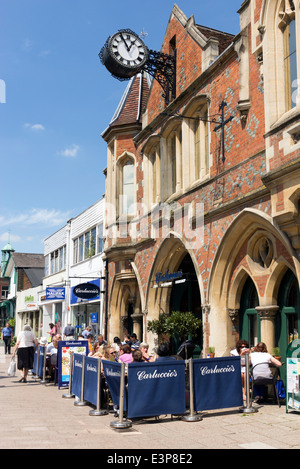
[196,24,234,55]
[102,72,151,138]
[23,268,44,287]
[11,252,44,269]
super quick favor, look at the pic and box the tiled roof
[107,72,151,129]
[11,252,44,269]
[196,25,234,55]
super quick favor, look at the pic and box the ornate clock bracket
[143,49,176,106]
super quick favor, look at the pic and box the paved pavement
[1,345,300,452]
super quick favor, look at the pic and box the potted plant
[208,346,215,358]
[272,346,281,361]
[147,310,202,359]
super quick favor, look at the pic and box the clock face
[109,30,148,69]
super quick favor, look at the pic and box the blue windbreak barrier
[102,360,127,411]
[127,360,186,418]
[84,356,99,406]
[193,357,243,411]
[72,354,84,398]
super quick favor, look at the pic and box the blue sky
[0,0,242,254]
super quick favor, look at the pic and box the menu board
[286,358,300,411]
[58,340,88,389]
[286,339,300,413]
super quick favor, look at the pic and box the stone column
[255,305,279,352]
[131,311,143,342]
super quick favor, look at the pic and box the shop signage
[155,269,183,285]
[91,313,98,323]
[46,287,65,300]
[57,340,88,389]
[71,279,101,302]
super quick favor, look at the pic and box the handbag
[7,357,16,377]
[276,379,286,400]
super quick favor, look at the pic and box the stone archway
[208,208,299,356]
[145,233,204,350]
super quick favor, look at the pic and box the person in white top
[250,342,282,403]
[12,324,38,383]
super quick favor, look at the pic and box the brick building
[101,0,300,375]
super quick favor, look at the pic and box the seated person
[155,343,176,362]
[87,334,94,353]
[118,344,133,363]
[250,342,282,402]
[139,342,154,362]
[130,333,141,351]
[132,349,143,362]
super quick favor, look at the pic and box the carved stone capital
[255,305,279,319]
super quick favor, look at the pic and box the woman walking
[12,324,38,383]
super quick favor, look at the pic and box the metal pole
[40,346,47,384]
[182,358,203,422]
[34,345,41,381]
[62,352,75,398]
[89,358,108,416]
[110,362,131,429]
[74,354,88,406]
[239,352,257,413]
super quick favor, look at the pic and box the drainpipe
[104,257,109,340]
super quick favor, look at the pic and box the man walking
[1,322,13,354]
[63,323,75,340]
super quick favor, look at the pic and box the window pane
[79,235,84,262]
[98,224,103,253]
[122,161,134,214]
[284,19,298,109]
[73,238,78,264]
[90,228,96,256]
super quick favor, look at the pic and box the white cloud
[39,50,51,58]
[0,232,21,243]
[24,123,45,131]
[21,38,34,52]
[0,208,72,228]
[59,144,80,158]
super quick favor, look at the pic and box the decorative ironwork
[143,49,176,106]
[214,101,234,163]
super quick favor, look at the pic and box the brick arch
[208,208,296,308]
[207,208,298,355]
[145,232,204,324]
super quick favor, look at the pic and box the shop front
[39,286,65,339]
[70,279,102,338]
[16,288,43,338]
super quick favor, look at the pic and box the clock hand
[120,33,130,52]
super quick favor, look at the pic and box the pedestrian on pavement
[48,323,57,342]
[1,322,13,354]
[63,323,75,340]
[12,324,38,383]
[82,325,92,339]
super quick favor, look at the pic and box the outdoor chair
[50,353,58,385]
[250,363,281,407]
